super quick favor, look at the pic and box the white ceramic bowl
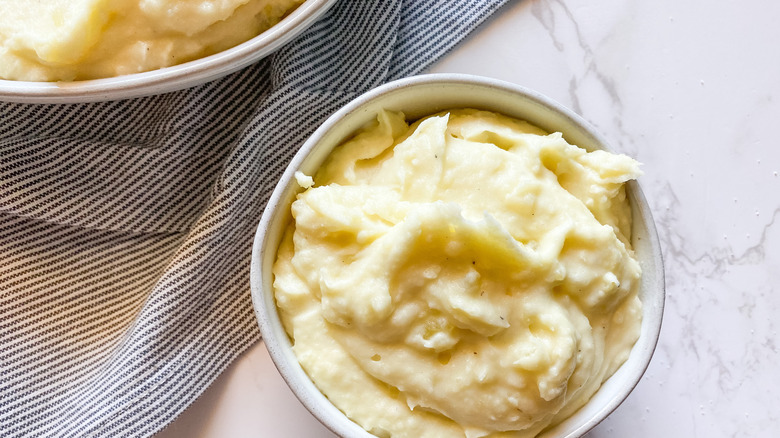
[0,0,336,104]
[250,73,665,438]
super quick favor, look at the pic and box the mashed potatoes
[0,0,303,81]
[273,109,643,437]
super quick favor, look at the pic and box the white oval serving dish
[0,0,337,104]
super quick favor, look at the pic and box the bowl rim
[0,0,337,104]
[250,73,665,438]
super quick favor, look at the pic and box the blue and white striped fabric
[0,1,508,436]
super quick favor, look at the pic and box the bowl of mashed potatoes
[250,73,664,438]
[0,0,336,103]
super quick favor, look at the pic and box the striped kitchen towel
[0,0,508,436]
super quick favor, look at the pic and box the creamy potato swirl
[273,109,643,437]
[0,0,303,81]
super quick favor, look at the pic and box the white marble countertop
[156,0,780,436]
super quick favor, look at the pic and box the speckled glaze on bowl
[0,0,336,104]
[250,73,665,438]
